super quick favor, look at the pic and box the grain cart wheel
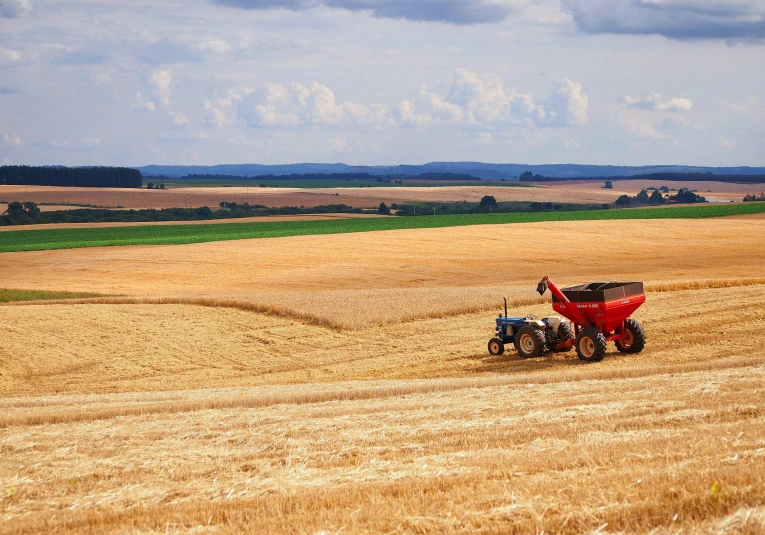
[553,322,575,352]
[576,328,607,362]
[615,319,646,354]
[515,326,546,358]
[488,338,505,356]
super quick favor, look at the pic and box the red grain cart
[537,276,646,362]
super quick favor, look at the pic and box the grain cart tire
[553,322,575,352]
[576,328,607,362]
[488,338,505,356]
[615,319,646,354]
[515,326,546,358]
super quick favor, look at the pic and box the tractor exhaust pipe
[503,297,508,318]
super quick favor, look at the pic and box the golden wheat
[1,215,765,534]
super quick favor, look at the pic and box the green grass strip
[1,202,763,253]
[0,288,105,302]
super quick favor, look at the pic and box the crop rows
[1,202,764,252]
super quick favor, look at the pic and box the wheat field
[2,216,765,533]
[3,180,760,211]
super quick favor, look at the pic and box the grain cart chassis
[488,276,646,362]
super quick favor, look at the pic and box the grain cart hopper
[488,277,646,362]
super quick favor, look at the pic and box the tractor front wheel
[576,328,607,362]
[488,338,505,356]
[615,319,646,354]
[515,326,546,358]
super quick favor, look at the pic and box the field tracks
[3,356,763,428]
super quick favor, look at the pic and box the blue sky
[0,0,763,166]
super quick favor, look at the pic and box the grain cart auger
[487,277,646,362]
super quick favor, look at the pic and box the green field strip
[1,202,763,253]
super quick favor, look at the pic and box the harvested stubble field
[2,180,763,212]
[1,216,765,533]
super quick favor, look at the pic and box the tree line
[615,188,707,207]
[0,166,143,188]
[0,201,365,226]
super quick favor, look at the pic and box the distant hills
[136,162,765,180]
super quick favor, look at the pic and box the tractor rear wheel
[576,328,607,362]
[515,326,546,358]
[488,338,505,356]
[615,319,646,354]
[553,322,574,352]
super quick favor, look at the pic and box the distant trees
[602,181,613,189]
[378,202,391,215]
[649,189,665,204]
[743,193,765,202]
[2,201,41,224]
[480,195,497,207]
[0,166,142,188]
[0,202,369,226]
[614,187,705,208]
[670,188,706,203]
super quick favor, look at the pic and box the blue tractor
[487,298,575,358]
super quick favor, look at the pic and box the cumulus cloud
[132,92,156,111]
[211,0,527,24]
[624,92,693,111]
[0,0,30,18]
[0,47,22,63]
[227,70,588,130]
[193,40,232,54]
[170,111,189,125]
[83,137,100,146]
[150,70,172,107]
[395,70,588,127]
[562,0,765,40]
[2,132,22,146]
[237,81,393,128]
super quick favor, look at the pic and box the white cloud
[564,137,581,149]
[93,72,111,84]
[228,70,589,130]
[132,92,156,111]
[328,136,348,152]
[83,137,100,146]
[0,47,22,63]
[717,135,736,147]
[193,40,232,54]
[237,81,393,128]
[396,70,588,127]
[625,92,693,112]
[171,111,189,125]
[2,132,22,146]
[150,70,172,108]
